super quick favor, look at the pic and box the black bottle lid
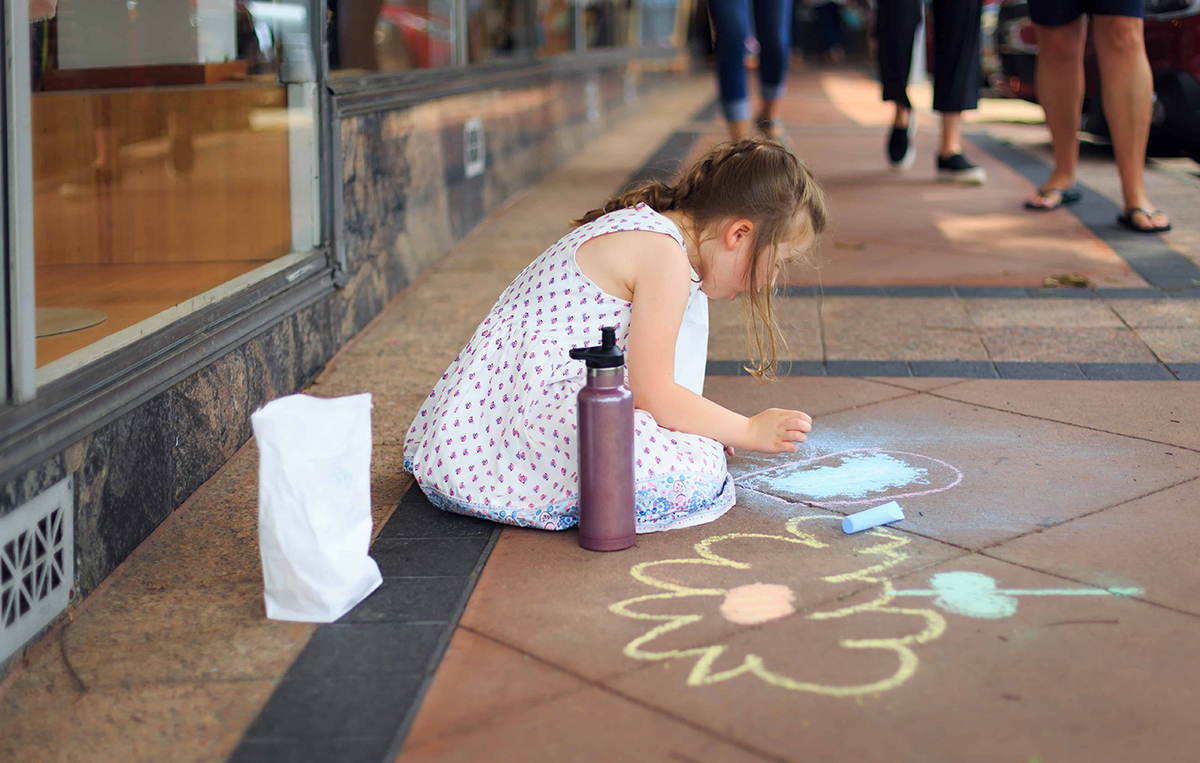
[569,326,624,369]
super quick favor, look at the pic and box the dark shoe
[936,153,987,185]
[887,118,917,169]
[1117,207,1172,233]
[1024,186,1081,210]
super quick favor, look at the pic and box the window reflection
[30,1,307,373]
[536,0,574,55]
[582,0,633,49]
[330,0,538,72]
[468,0,534,64]
[641,0,678,48]
[329,0,455,72]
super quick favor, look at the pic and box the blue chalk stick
[842,501,905,534]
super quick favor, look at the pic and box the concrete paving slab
[397,685,770,763]
[708,298,822,362]
[825,326,989,361]
[457,491,965,686]
[119,444,409,586]
[862,377,973,392]
[988,477,1200,617]
[309,356,447,447]
[935,380,1200,450]
[702,375,916,421]
[1134,327,1200,363]
[1109,299,1200,328]
[820,297,975,329]
[61,580,310,686]
[979,327,1158,363]
[819,297,988,361]
[721,390,1200,550]
[603,554,1200,763]
[756,126,1144,287]
[963,298,1124,328]
[337,272,506,359]
[403,628,587,749]
[0,646,275,763]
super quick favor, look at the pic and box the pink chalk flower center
[719,582,797,625]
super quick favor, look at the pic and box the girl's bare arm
[623,237,810,453]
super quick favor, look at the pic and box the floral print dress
[403,203,736,532]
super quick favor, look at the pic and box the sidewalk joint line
[977,552,1200,623]
[976,475,1200,555]
[458,626,793,763]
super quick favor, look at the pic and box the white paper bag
[251,393,382,622]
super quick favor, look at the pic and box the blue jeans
[710,0,794,123]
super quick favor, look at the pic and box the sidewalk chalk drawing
[609,450,1143,697]
[609,515,947,697]
[891,571,1143,619]
[735,449,963,507]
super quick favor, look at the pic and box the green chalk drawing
[891,571,1143,619]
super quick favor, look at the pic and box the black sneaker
[887,118,917,170]
[936,153,987,185]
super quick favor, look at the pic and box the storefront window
[468,0,535,64]
[30,0,319,377]
[582,0,634,49]
[641,0,678,48]
[536,0,574,55]
[328,0,456,72]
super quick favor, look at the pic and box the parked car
[993,0,1200,161]
[374,1,454,70]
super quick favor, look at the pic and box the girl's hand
[745,409,813,453]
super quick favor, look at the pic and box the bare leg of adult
[894,103,911,129]
[729,119,752,140]
[940,112,962,157]
[1027,17,1087,209]
[1092,15,1169,230]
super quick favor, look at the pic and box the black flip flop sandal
[1024,186,1082,211]
[1117,207,1172,233]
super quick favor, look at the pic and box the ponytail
[571,180,678,227]
[569,138,829,380]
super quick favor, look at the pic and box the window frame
[5,0,35,406]
[0,0,337,485]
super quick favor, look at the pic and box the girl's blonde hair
[573,138,828,379]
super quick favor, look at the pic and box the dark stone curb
[708,359,1188,380]
[228,488,501,763]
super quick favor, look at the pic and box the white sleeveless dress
[403,203,736,532]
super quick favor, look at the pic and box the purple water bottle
[569,327,636,552]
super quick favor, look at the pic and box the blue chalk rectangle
[842,501,905,534]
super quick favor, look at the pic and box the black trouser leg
[876,0,922,110]
[930,0,983,113]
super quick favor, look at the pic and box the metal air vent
[463,117,485,179]
[1,478,73,663]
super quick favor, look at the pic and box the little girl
[404,138,829,532]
